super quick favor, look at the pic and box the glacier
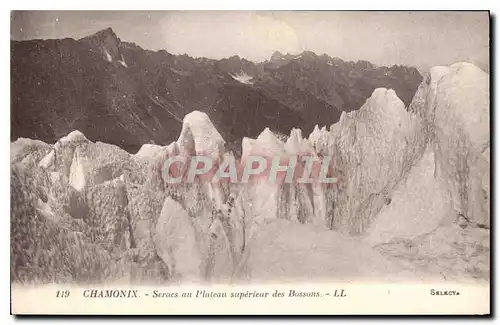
[10,62,490,285]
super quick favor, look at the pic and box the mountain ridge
[11,27,423,154]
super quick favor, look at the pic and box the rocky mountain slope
[11,28,422,154]
[11,62,489,285]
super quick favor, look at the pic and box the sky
[10,11,490,72]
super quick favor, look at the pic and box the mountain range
[11,27,422,154]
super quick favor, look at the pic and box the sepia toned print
[10,10,490,315]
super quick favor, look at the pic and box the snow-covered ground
[242,219,429,284]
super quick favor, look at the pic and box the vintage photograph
[10,10,490,314]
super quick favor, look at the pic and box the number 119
[56,290,70,298]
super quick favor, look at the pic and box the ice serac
[241,127,324,228]
[305,125,331,227]
[10,130,173,285]
[51,131,136,190]
[11,137,52,169]
[174,111,228,212]
[239,126,332,229]
[254,127,285,155]
[11,164,114,283]
[11,128,214,284]
[364,63,490,280]
[327,88,426,235]
[408,63,490,226]
[152,110,243,282]
[285,128,314,154]
[429,63,489,227]
[365,146,449,245]
[240,128,286,225]
[134,144,164,161]
[308,124,331,154]
[155,197,204,282]
[177,110,225,159]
